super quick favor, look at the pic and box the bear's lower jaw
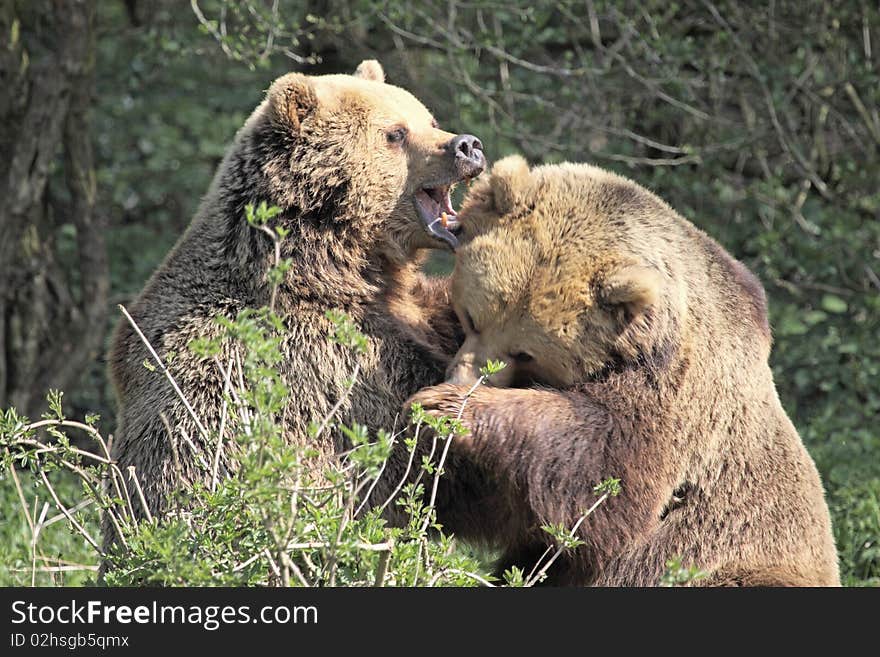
[414,186,461,249]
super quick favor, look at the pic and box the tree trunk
[0,0,106,418]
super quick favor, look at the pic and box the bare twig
[231,552,262,573]
[14,565,99,574]
[374,538,394,587]
[211,355,235,491]
[263,548,281,579]
[43,499,93,528]
[233,350,252,437]
[127,466,153,523]
[31,501,50,587]
[844,82,880,145]
[421,375,487,534]
[428,568,495,587]
[5,448,35,534]
[118,304,209,441]
[864,265,880,293]
[354,419,404,517]
[190,0,235,59]
[261,0,280,60]
[280,551,310,587]
[377,424,420,515]
[38,470,102,555]
[312,363,361,440]
[286,541,393,552]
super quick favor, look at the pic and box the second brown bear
[412,156,840,586]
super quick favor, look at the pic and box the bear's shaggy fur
[107,62,505,538]
[411,156,840,586]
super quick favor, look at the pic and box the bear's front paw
[405,383,481,454]
[405,383,473,422]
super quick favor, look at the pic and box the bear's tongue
[415,186,460,249]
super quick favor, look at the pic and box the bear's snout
[446,134,486,180]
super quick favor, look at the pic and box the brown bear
[107,61,507,541]
[410,155,840,586]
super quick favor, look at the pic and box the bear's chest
[278,313,445,438]
[349,318,446,430]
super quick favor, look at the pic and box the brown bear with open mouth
[107,61,504,537]
[411,155,840,586]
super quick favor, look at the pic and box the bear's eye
[464,310,479,334]
[511,352,534,364]
[386,126,408,146]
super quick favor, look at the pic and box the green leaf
[821,294,848,314]
[803,310,828,326]
[594,477,622,497]
[480,360,507,377]
[777,316,808,336]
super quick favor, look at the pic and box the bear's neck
[206,193,400,309]
[228,207,424,312]
[591,314,774,419]
[645,323,778,455]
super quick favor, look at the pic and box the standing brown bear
[108,61,503,536]
[411,156,840,586]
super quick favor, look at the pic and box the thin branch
[31,501,50,587]
[374,538,394,587]
[38,469,102,555]
[280,551,310,587]
[211,355,235,491]
[190,0,235,59]
[377,424,420,515]
[42,498,93,528]
[127,466,154,523]
[286,541,393,552]
[525,493,610,587]
[118,304,210,441]
[14,565,99,574]
[844,82,880,145]
[5,449,35,534]
[421,375,487,534]
[312,363,361,439]
[428,568,495,587]
[353,420,405,517]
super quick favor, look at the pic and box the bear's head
[445,155,689,388]
[259,60,485,262]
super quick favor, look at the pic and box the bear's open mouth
[414,185,461,249]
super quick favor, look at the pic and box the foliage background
[1,0,878,585]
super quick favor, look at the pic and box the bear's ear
[353,59,385,83]
[490,155,532,214]
[600,265,661,318]
[268,73,318,133]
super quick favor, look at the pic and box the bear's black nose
[448,134,485,178]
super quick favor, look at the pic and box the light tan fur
[411,156,840,586]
